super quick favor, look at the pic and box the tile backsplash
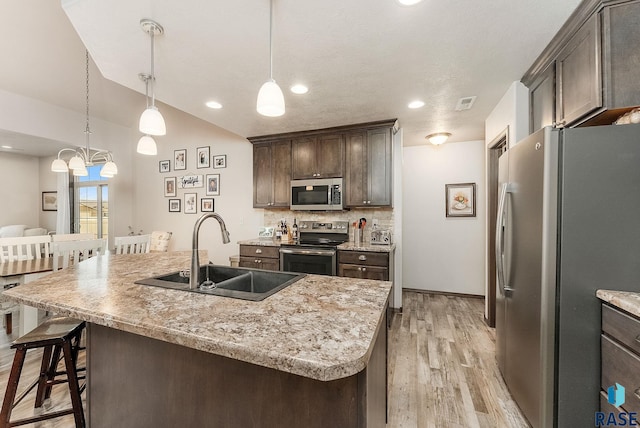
[263,208,394,244]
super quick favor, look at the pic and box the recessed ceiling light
[397,0,423,5]
[205,101,223,109]
[290,84,309,95]
[408,100,425,109]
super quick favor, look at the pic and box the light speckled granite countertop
[238,239,396,253]
[3,251,391,382]
[597,290,640,318]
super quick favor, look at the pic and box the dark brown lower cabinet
[87,316,387,428]
[338,250,390,281]
[239,244,280,271]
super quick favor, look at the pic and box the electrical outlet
[372,218,379,228]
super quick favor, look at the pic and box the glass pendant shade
[137,135,158,155]
[257,80,285,117]
[51,158,69,172]
[100,161,118,177]
[139,106,166,135]
[68,155,86,170]
[73,165,88,177]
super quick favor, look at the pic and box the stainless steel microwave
[290,178,343,211]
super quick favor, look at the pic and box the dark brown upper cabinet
[291,134,344,179]
[252,140,291,208]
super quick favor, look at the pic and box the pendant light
[137,73,158,155]
[256,0,285,117]
[139,19,166,135]
[51,50,118,178]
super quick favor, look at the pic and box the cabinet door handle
[255,248,262,254]
[358,255,367,261]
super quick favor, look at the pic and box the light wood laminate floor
[0,292,528,427]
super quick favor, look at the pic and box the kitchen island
[3,251,391,428]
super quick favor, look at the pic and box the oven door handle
[279,248,336,257]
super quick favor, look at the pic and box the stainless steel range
[279,221,349,276]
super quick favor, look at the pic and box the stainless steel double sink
[135,264,305,301]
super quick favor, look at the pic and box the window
[72,165,109,238]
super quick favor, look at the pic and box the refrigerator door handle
[496,183,513,294]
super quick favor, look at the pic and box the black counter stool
[0,317,86,428]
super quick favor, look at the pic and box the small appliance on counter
[370,229,392,245]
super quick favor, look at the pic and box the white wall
[132,107,262,266]
[0,152,40,227]
[402,140,485,295]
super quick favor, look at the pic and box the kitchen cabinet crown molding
[247,119,398,144]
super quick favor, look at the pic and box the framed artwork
[174,149,187,171]
[197,146,210,169]
[445,183,476,217]
[201,198,214,212]
[42,191,58,211]
[164,177,177,197]
[213,154,227,169]
[184,193,197,214]
[159,160,170,173]
[168,199,181,212]
[178,174,204,189]
[206,174,220,196]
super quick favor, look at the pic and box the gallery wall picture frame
[197,146,210,169]
[206,174,220,196]
[159,160,170,173]
[169,199,181,212]
[201,198,214,212]
[164,177,177,197]
[174,149,187,171]
[213,154,227,169]
[445,182,476,217]
[42,191,58,211]
[184,193,197,214]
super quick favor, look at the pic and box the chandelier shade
[137,134,158,155]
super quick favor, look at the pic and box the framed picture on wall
[159,160,170,173]
[168,199,181,212]
[201,198,214,212]
[164,177,177,197]
[197,146,210,169]
[206,174,220,196]
[213,154,227,169]
[445,183,476,217]
[174,149,187,171]
[184,193,197,214]
[42,191,58,211]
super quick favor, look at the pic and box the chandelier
[51,50,118,177]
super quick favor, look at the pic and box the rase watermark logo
[595,383,638,426]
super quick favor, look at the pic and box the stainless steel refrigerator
[496,124,640,428]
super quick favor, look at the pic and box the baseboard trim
[403,288,484,300]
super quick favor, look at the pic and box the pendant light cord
[150,24,156,107]
[269,0,273,81]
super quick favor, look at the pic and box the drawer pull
[635,388,640,401]
[255,248,262,254]
[358,255,367,261]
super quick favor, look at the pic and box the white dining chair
[114,234,151,254]
[52,238,107,271]
[0,235,52,263]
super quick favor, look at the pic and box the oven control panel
[299,221,349,234]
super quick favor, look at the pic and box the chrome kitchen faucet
[190,213,231,289]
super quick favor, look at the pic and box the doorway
[486,129,508,327]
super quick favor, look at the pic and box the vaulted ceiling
[0,0,582,153]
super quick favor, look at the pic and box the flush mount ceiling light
[256,0,285,117]
[290,84,309,95]
[51,50,118,178]
[408,100,425,109]
[426,132,451,145]
[137,73,158,155]
[205,101,223,109]
[139,19,166,136]
[397,0,424,5]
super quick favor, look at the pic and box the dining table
[0,257,55,335]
